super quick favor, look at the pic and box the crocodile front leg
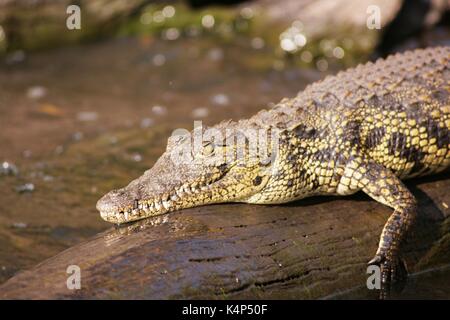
[337,158,417,297]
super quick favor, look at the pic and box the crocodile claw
[367,254,384,266]
[368,253,408,299]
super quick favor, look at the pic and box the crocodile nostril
[115,190,125,196]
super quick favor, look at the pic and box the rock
[1,161,19,176]
[14,183,34,193]
[26,86,47,100]
[249,0,402,33]
[0,0,153,52]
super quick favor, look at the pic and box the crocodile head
[97,122,281,224]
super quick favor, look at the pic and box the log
[0,174,449,299]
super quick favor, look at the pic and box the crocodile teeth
[155,201,161,211]
[201,186,208,191]
[124,211,129,220]
[162,201,172,210]
[183,186,192,194]
[170,194,179,201]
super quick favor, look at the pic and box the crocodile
[97,46,450,290]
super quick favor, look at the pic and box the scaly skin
[97,46,450,292]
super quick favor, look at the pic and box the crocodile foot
[368,253,408,299]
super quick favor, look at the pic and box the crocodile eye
[253,176,262,186]
[202,142,215,156]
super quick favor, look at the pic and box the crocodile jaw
[96,150,271,224]
[97,171,224,224]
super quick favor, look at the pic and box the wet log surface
[1,173,449,299]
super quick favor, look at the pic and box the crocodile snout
[96,188,137,219]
